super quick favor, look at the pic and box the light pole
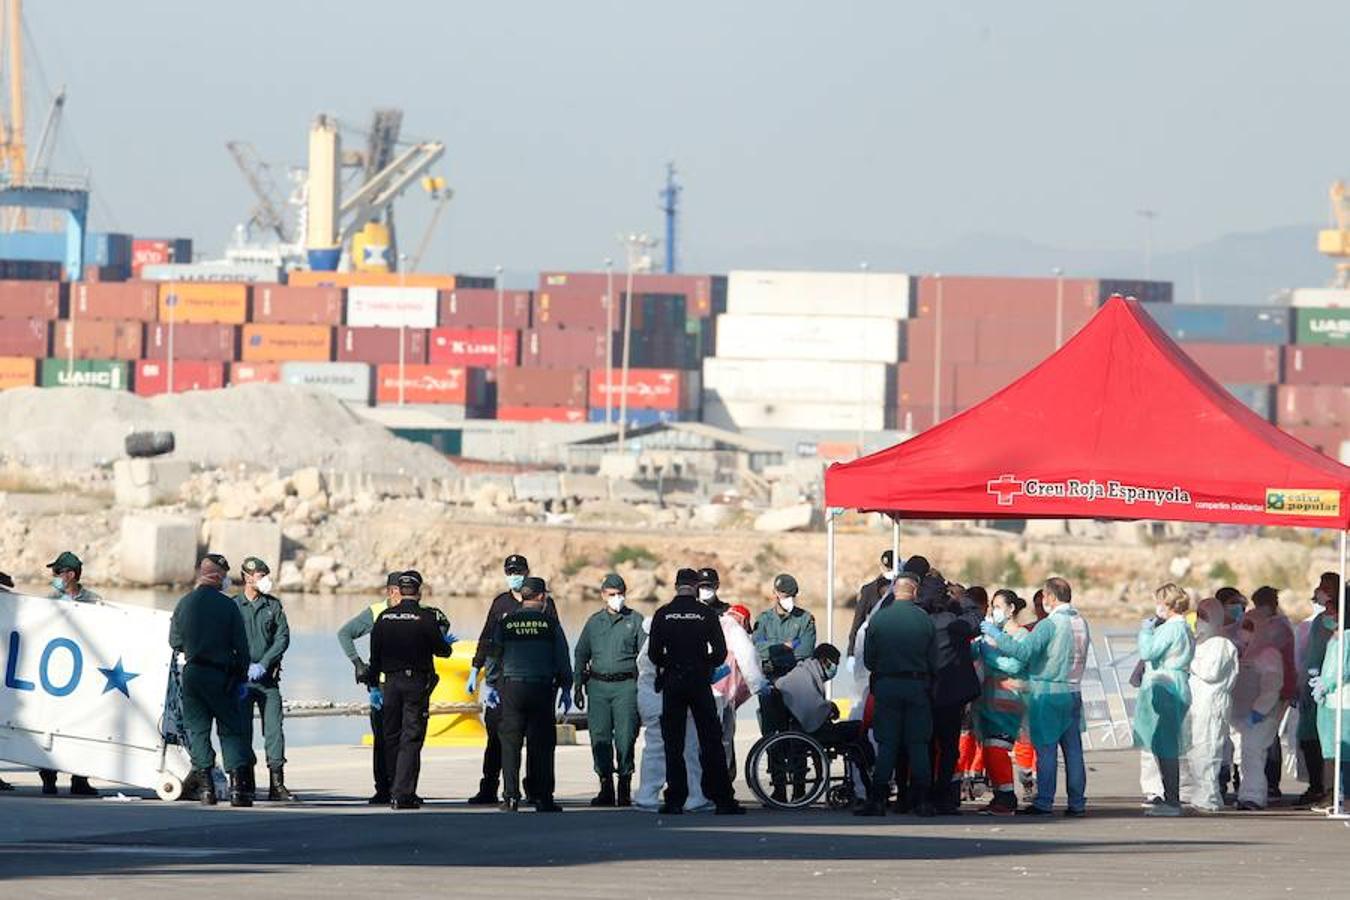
[398,253,408,406]
[166,289,177,393]
[604,258,614,425]
[617,233,657,448]
[1136,209,1159,279]
[931,273,943,427]
[1052,266,1065,349]
[495,264,505,374]
[857,261,868,455]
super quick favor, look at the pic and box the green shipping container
[390,427,462,456]
[1295,307,1350,346]
[38,358,131,391]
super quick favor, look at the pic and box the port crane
[1318,180,1350,288]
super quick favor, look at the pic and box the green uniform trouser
[587,679,639,777]
[243,682,286,767]
[180,664,251,772]
[870,677,933,803]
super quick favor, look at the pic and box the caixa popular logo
[4,631,138,698]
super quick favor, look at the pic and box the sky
[23,1,1350,285]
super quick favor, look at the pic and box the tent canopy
[825,296,1350,530]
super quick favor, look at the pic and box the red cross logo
[987,474,1024,506]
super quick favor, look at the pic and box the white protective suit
[711,613,766,783]
[1230,613,1290,808]
[1182,598,1240,811]
[634,625,711,812]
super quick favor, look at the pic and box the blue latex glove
[444,631,458,647]
[369,687,383,711]
[465,667,479,694]
[1141,618,1156,632]
[247,662,265,681]
[790,639,801,649]
[483,686,500,710]
[235,682,249,702]
[1311,677,1331,703]
[979,620,1001,639]
[559,690,573,714]
[710,663,731,683]
[757,682,775,698]
[1249,710,1266,725]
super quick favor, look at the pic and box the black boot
[268,766,298,802]
[197,769,218,806]
[39,768,58,796]
[616,775,632,807]
[240,767,256,802]
[590,775,616,807]
[69,775,100,797]
[229,768,253,807]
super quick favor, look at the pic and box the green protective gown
[1316,631,1350,759]
[975,624,1027,743]
[988,604,1091,748]
[1132,617,1194,758]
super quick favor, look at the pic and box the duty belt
[391,669,431,678]
[186,658,235,675]
[589,671,636,683]
[876,671,929,681]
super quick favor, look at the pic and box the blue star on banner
[98,658,140,697]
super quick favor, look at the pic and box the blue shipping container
[586,407,682,427]
[1145,305,1291,344]
[0,230,132,271]
[1220,383,1274,421]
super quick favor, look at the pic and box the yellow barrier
[364,640,488,748]
[834,697,854,720]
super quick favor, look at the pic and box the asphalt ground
[1,738,1345,899]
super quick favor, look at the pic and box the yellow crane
[1318,180,1350,288]
[0,0,25,184]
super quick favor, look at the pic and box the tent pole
[1334,528,1347,819]
[826,511,837,701]
[892,516,901,570]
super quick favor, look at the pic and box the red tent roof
[825,296,1350,529]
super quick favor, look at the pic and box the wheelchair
[744,720,873,811]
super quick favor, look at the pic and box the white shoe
[1144,803,1183,817]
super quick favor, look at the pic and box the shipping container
[0,356,35,390]
[439,288,532,329]
[0,280,62,319]
[1276,384,1350,428]
[588,368,700,411]
[538,272,723,318]
[894,361,958,407]
[952,361,1036,407]
[134,360,226,396]
[1143,304,1291,344]
[1222,383,1275,420]
[37,358,130,391]
[287,271,483,290]
[0,318,48,357]
[532,286,610,329]
[714,313,902,363]
[914,276,1102,324]
[727,270,912,319]
[893,404,961,434]
[334,326,428,365]
[82,265,126,283]
[228,362,282,385]
[251,285,344,325]
[1290,288,1350,309]
[1097,279,1173,305]
[71,282,158,321]
[586,408,681,427]
[902,316,979,364]
[144,323,237,362]
[521,326,611,369]
[280,361,372,405]
[626,328,704,370]
[374,364,492,409]
[141,262,280,283]
[0,231,130,272]
[239,324,333,363]
[428,327,519,367]
[1294,307,1350,346]
[1178,343,1283,383]
[1283,345,1350,385]
[131,239,172,276]
[1279,425,1347,455]
[52,320,143,360]
[702,395,890,431]
[497,366,588,408]
[496,405,587,424]
[157,282,249,324]
[703,358,890,407]
[0,259,63,280]
[345,286,439,328]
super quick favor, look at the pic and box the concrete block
[607,479,659,504]
[559,472,608,501]
[598,453,640,480]
[292,467,326,500]
[693,503,736,528]
[205,518,283,575]
[1023,519,1069,538]
[113,459,192,509]
[120,513,200,585]
[769,481,802,509]
[513,473,561,502]
[753,503,817,533]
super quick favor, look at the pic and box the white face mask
[1155,604,1168,620]
[778,596,795,613]
[697,587,716,602]
[991,608,1007,626]
[606,594,626,612]
[882,569,897,581]
[256,575,274,595]
[50,576,66,592]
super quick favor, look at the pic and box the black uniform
[472,590,559,799]
[848,575,890,658]
[647,593,738,811]
[926,595,983,811]
[369,598,452,804]
[488,605,572,806]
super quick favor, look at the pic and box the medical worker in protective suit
[1229,599,1291,810]
[973,590,1029,815]
[1183,596,1239,812]
[634,618,710,811]
[1311,582,1349,806]
[1133,584,1195,817]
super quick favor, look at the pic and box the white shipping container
[703,357,892,406]
[281,361,372,404]
[727,270,912,319]
[1290,288,1350,309]
[346,286,439,328]
[714,313,901,363]
[140,262,282,283]
[702,395,889,431]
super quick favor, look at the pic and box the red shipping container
[134,359,226,396]
[144,323,237,362]
[1179,343,1282,383]
[131,239,172,276]
[428,327,519,367]
[52,320,143,360]
[496,405,587,423]
[953,361,1035,407]
[902,316,979,364]
[251,285,344,325]
[229,362,282,385]
[587,368,690,411]
[1279,425,1346,455]
[1282,345,1350,385]
[894,403,961,433]
[0,280,63,319]
[521,326,610,369]
[1276,385,1350,428]
[71,282,158,321]
[438,288,532,329]
[539,272,719,318]
[374,364,474,405]
[914,276,1100,327]
[0,318,48,356]
[895,361,957,407]
[335,327,428,365]
[497,366,588,408]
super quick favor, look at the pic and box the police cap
[504,555,529,575]
[386,571,403,587]
[241,556,270,575]
[396,572,422,595]
[773,573,799,597]
[903,555,930,576]
[47,551,83,574]
[696,567,720,588]
[520,576,546,597]
[402,569,424,586]
[601,573,626,592]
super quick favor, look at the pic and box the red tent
[825,296,1349,529]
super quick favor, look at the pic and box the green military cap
[241,556,270,575]
[773,573,799,597]
[47,551,83,574]
[601,573,626,592]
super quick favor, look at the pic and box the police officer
[574,573,643,807]
[169,553,253,807]
[696,567,730,616]
[848,550,894,664]
[855,573,938,817]
[369,572,452,810]
[467,554,558,805]
[487,576,572,812]
[235,556,296,803]
[337,572,403,804]
[37,551,103,796]
[647,568,745,815]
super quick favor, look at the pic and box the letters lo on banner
[1264,488,1341,518]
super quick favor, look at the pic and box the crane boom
[226,140,292,243]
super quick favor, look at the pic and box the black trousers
[1301,739,1325,793]
[499,680,556,802]
[371,706,390,797]
[660,674,734,808]
[929,702,965,809]
[382,671,432,803]
[479,703,503,794]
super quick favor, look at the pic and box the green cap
[241,557,270,575]
[773,573,799,597]
[601,573,626,592]
[47,551,83,574]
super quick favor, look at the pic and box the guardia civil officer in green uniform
[169,553,253,807]
[753,573,817,678]
[39,551,103,797]
[487,576,573,813]
[337,572,403,804]
[234,556,296,802]
[855,572,939,817]
[573,573,643,807]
